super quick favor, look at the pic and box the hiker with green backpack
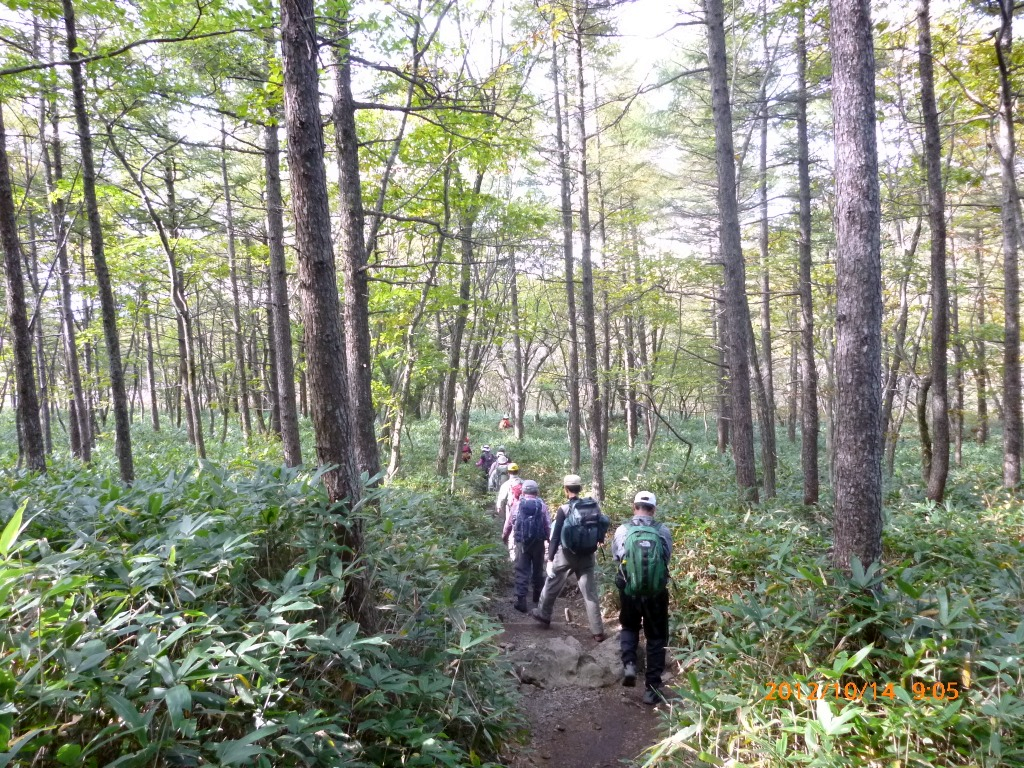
[531,474,610,642]
[612,491,672,705]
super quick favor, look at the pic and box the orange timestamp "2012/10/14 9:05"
[764,681,963,702]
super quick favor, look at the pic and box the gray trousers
[536,549,604,636]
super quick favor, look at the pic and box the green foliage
[644,438,1024,767]
[0,433,519,767]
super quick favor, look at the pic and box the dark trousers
[619,589,669,689]
[514,539,546,602]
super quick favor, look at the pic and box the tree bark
[0,105,46,472]
[553,38,582,473]
[796,2,819,505]
[705,0,758,501]
[142,287,160,431]
[332,23,380,480]
[917,375,932,483]
[574,0,604,501]
[509,249,527,440]
[280,0,370,627]
[830,0,884,570]
[951,248,964,466]
[918,0,949,502]
[264,108,302,466]
[62,0,133,482]
[994,0,1022,488]
[221,123,252,441]
[975,232,988,444]
[38,69,90,459]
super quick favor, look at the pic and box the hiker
[476,444,496,480]
[460,437,472,463]
[496,462,522,521]
[488,448,511,492]
[502,479,550,612]
[499,414,512,430]
[532,474,610,642]
[613,491,673,706]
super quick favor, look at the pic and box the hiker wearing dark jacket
[531,474,606,641]
[612,491,672,705]
[503,479,550,612]
[476,445,495,478]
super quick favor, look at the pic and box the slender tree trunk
[830,0,883,569]
[748,319,777,498]
[918,0,949,501]
[574,2,604,500]
[952,248,964,466]
[0,105,46,471]
[264,109,302,466]
[758,2,776,437]
[332,24,380,480]
[38,75,90,458]
[510,250,527,440]
[713,291,730,453]
[221,123,252,441]
[280,0,371,628]
[62,0,133,482]
[142,288,160,431]
[706,0,758,500]
[435,169,481,476]
[787,303,798,443]
[796,2,819,504]
[553,39,581,473]
[917,376,933,482]
[25,212,52,454]
[975,233,988,444]
[995,0,1022,487]
[882,220,921,465]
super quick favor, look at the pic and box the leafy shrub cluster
[646,447,1024,767]
[0,457,518,767]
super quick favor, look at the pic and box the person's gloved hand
[502,535,509,545]
[546,561,556,579]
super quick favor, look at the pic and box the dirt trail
[492,567,667,767]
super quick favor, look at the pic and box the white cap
[634,491,657,507]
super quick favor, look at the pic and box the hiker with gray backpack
[531,474,610,642]
[612,491,672,705]
[502,479,550,612]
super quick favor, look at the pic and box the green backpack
[621,524,669,598]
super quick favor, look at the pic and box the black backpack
[559,497,609,555]
[514,498,547,543]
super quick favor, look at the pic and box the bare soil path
[491,564,668,767]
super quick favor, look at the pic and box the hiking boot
[643,687,663,706]
[622,663,637,687]
[531,610,550,628]
[513,597,528,613]
[593,633,606,643]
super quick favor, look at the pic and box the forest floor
[488,518,669,767]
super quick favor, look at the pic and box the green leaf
[55,744,82,766]
[162,684,191,731]
[0,499,27,557]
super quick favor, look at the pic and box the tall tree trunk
[221,123,252,441]
[796,2,819,504]
[435,169,481,476]
[574,1,604,501]
[280,0,371,628]
[38,73,90,459]
[142,287,160,431]
[995,0,1022,488]
[885,298,931,474]
[758,0,776,438]
[25,212,52,454]
[748,319,777,498]
[0,105,46,472]
[830,0,883,570]
[882,219,921,466]
[332,24,380,480]
[706,0,758,501]
[509,249,527,440]
[975,232,988,444]
[787,303,798,443]
[919,0,949,502]
[553,39,581,473]
[952,248,964,466]
[264,109,302,466]
[62,0,133,482]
